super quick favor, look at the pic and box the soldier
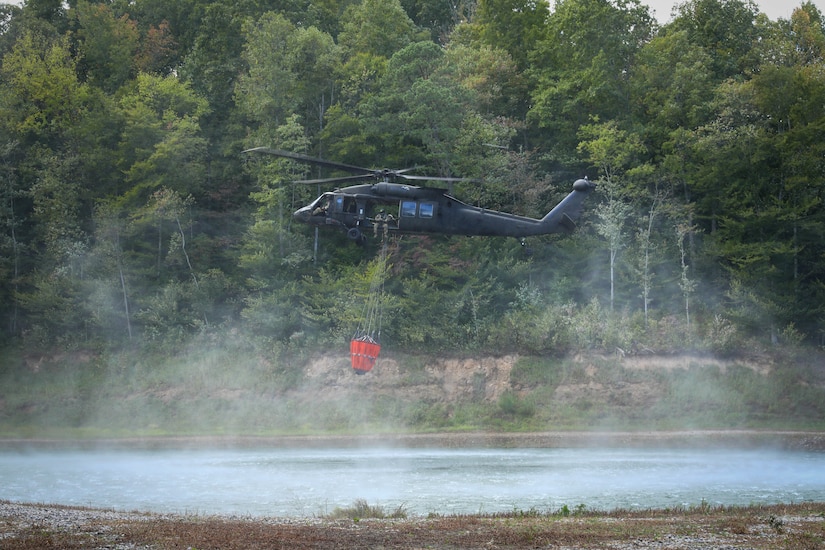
[312,197,330,216]
[373,208,394,239]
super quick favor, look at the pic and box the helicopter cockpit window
[400,200,417,217]
[419,202,435,218]
[334,196,344,212]
[312,194,333,216]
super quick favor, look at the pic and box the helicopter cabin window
[400,200,436,218]
[400,200,417,217]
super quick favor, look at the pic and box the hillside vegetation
[2,344,823,438]
[0,0,824,361]
[1,0,825,439]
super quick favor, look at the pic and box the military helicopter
[244,147,596,244]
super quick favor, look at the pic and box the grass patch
[325,499,408,520]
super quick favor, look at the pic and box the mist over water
[1,446,823,516]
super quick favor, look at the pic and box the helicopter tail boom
[538,178,596,234]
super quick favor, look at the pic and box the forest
[0,0,824,363]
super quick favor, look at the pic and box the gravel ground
[2,500,824,549]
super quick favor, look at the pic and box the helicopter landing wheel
[347,227,362,241]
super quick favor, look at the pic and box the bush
[326,499,407,520]
[497,391,535,418]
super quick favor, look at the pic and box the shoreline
[2,499,824,549]
[2,429,825,450]
[3,432,825,548]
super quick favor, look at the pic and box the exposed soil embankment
[297,352,777,404]
[4,348,823,436]
[298,353,517,403]
[289,352,795,422]
[293,355,773,403]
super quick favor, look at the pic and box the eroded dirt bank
[295,352,779,405]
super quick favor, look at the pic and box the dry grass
[2,501,823,549]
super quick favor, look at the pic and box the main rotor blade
[243,147,372,175]
[398,174,480,183]
[395,166,424,175]
[245,147,480,184]
[294,174,376,185]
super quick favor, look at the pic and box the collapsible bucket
[350,335,380,374]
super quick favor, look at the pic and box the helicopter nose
[293,206,311,222]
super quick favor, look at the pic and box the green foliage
[338,0,422,59]
[474,0,549,69]
[326,499,408,520]
[510,356,564,387]
[669,0,759,80]
[117,73,209,202]
[497,391,536,419]
[0,0,823,361]
[74,0,139,93]
[528,0,655,157]
[2,341,825,437]
[0,32,90,142]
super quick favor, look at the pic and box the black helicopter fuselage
[293,179,595,241]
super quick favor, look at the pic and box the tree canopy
[0,0,823,358]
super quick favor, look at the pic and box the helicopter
[244,147,596,244]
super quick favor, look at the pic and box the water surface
[2,446,822,516]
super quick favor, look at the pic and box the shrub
[326,499,407,520]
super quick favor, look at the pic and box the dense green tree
[474,0,549,69]
[667,0,759,80]
[0,5,25,59]
[236,13,302,135]
[1,0,824,352]
[401,0,469,42]
[528,0,655,166]
[133,19,178,76]
[0,141,25,337]
[442,43,523,119]
[73,0,139,93]
[0,32,90,147]
[630,30,715,154]
[709,57,825,340]
[117,72,209,203]
[25,0,67,31]
[338,0,423,59]
[756,3,825,67]
[236,13,339,142]
[360,41,471,170]
[0,29,109,252]
[109,0,201,66]
[239,115,312,281]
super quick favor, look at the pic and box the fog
[2,446,823,516]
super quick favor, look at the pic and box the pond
[1,445,822,516]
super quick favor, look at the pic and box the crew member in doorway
[373,208,394,239]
